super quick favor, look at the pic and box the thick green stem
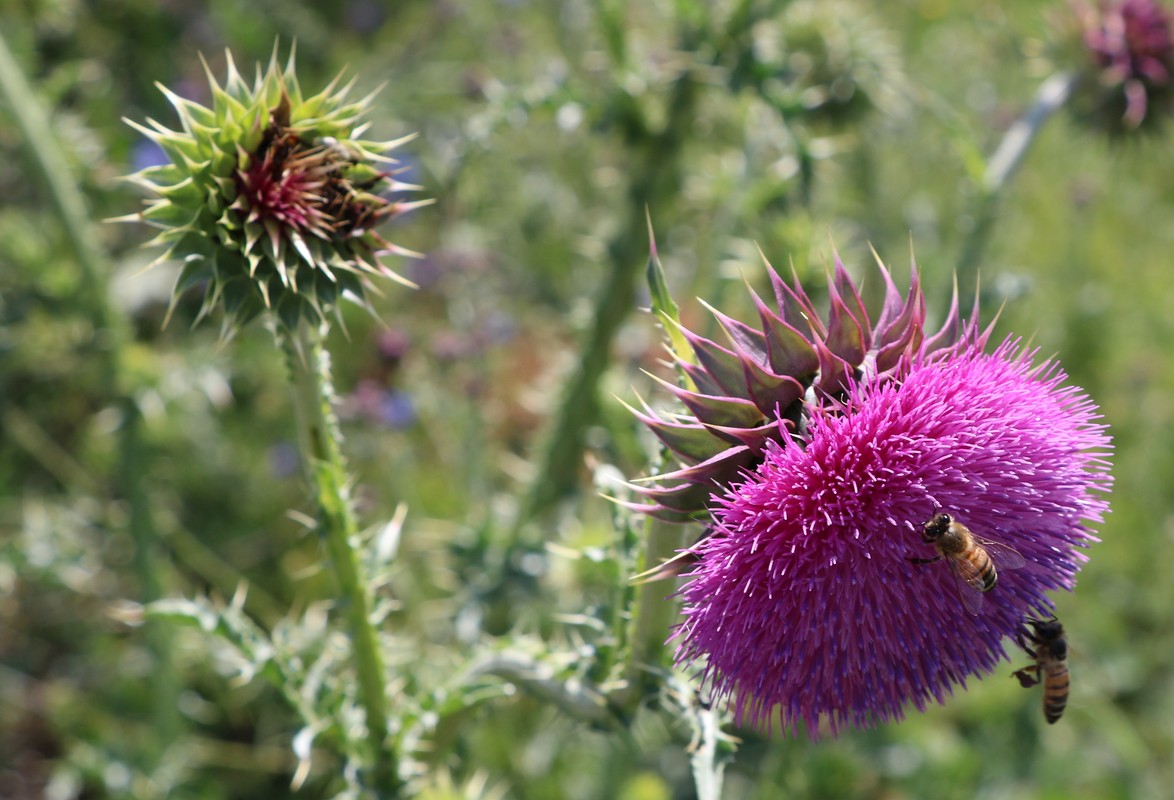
[0,27,183,768]
[622,518,689,695]
[282,324,400,797]
[955,72,1076,308]
[518,68,697,528]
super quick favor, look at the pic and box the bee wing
[976,537,1027,570]
[942,558,986,615]
[955,579,985,615]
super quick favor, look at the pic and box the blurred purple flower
[347,379,416,429]
[377,328,411,363]
[481,310,518,346]
[345,0,387,35]
[674,340,1112,736]
[269,440,301,478]
[431,330,477,361]
[130,139,168,172]
[1073,0,1174,133]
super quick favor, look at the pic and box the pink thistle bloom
[675,340,1112,736]
[625,253,978,527]
[1072,0,1174,134]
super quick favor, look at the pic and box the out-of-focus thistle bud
[742,0,906,126]
[623,247,980,524]
[118,47,429,334]
[1069,0,1174,135]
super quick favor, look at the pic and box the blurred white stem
[985,72,1077,193]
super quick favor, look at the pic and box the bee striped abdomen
[915,512,1025,615]
[1043,659,1070,723]
[961,546,998,592]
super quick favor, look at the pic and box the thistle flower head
[674,341,1112,735]
[1070,0,1174,135]
[120,47,426,333]
[625,245,1112,735]
[626,250,977,522]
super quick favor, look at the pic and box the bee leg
[1014,627,1042,653]
[908,556,942,565]
[1012,665,1041,688]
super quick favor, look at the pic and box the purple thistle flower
[1070,0,1174,134]
[674,340,1112,736]
[624,252,979,527]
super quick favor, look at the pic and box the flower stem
[955,72,1077,307]
[517,65,697,528]
[0,27,183,767]
[0,31,112,336]
[281,323,400,797]
[120,399,183,757]
[625,518,687,684]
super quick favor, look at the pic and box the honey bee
[1012,616,1070,723]
[910,512,1025,614]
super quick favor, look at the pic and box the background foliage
[1,0,1171,798]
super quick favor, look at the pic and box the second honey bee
[911,512,1025,614]
[1012,616,1070,724]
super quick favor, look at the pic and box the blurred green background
[1,0,1171,798]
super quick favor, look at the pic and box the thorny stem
[282,323,401,797]
[613,517,689,709]
[517,57,698,529]
[955,72,1077,309]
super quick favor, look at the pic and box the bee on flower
[1068,0,1174,135]
[625,247,1112,736]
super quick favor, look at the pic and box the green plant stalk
[0,31,111,335]
[0,28,183,767]
[622,517,688,694]
[518,68,697,527]
[955,72,1076,307]
[282,323,400,797]
[120,399,182,758]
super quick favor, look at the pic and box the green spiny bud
[118,46,429,335]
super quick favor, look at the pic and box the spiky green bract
[624,250,981,524]
[121,48,426,334]
[741,0,907,126]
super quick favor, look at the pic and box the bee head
[920,512,953,543]
[1029,617,1065,641]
